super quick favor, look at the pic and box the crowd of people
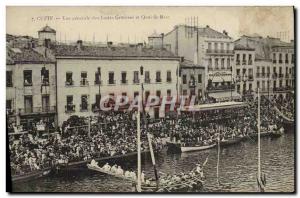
[9,94,293,176]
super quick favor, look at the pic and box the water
[12,131,295,193]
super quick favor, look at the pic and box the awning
[208,91,241,102]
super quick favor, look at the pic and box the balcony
[92,103,100,112]
[19,106,56,115]
[80,104,89,112]
[279,60,283,64]
[279,74,284,78]
[133,79,140,84]
[207,84,235,93]
[248,60,253,65]
[248,75,254,81]
[80,79,89,86]
[6,109,15,116]
[6,82,13,87]
[41,81,50,86]
[273,86,293,92]
[236,60,240,65]
[65,80,74,86]
[256,73,260,78]
[144,78,151,84]
[24,81,33,87]
[108,80,116,85]
[273,73,278,79]
[273,60,277,64]
[242,60,246,65]
[206,49,234,55]
[94,80,102,85]
[285,60,289,64]
[65,104,75,113]
[156,78,162,83]
[121,79,128,84]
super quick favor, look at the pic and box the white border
[1,1,299,198]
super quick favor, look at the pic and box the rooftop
[53,44,179,59]
[39,25,56,33]
[234,44,255,51]
[7,47,53,64]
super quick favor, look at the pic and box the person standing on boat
[116,166,124,175]
[141,171,145,183]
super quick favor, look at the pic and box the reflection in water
[12,132,294,192]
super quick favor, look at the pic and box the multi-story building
[234,44,255,97]
[179,59,205,103]
[6,46,56,132]
[163,25,239,102]
[54,41,180,125]
[234,35,294,99]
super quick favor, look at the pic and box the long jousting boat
[166,141,216,153]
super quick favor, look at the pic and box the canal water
[12,131,295,193]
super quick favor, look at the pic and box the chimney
[77,40,83,50]
[206,25,209,28]
[223,30,228,36]
[44,39,51,48]
[161,33,164,49]
[107,41,113,47]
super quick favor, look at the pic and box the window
[214,43,218,51]
[208,58,212,69]
[134,91,139,98]
[227,58,230,68]
[80,95,88,111]
[24,70,32,86]
[257,67,260,77]
[248,54,252,65]
[156,71,161,82]
[236,54,240,65]
[273,53,277,63]
[182,74,187,84]
[66,95,75,112]
[279,80,282,87]
[262,81,265,91]
[41,68,49,85]
[208,43,212,50]
[236,69,240,76]
[95,94,101,108]
[145,71,150,83]
[145,91,150,102]
[248,69,253,80]
[66,72,73,86]
[108,72,115,84]
[24,95,33,113]
[198,74,202,83]
[221,58,225,68]
[133,71,139,84]
[249,83,252,91]
[121,72,127,84]
[242,54,246,65]
[257,81,260,90]
[215,58,219,69]
[279,53,282,63]
[220,43,224,51]
[6,100,13,115]
[6,71,13,87]
[285,54,289,64]
[156,90,161,98]
[226,43,230,51]
[243,68,246,75]
[167,71,172,82]
[291,54,294,64]
[237,84,240,94]
[42,95,50,112]
[262,67,265,76]
[95,71,101,85]
[167,89,171,96]
[273,81,277,89]
[80,72,88,86]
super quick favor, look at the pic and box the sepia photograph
[6,6,295,193]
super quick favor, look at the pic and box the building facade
[6,47,56,132]
[163,25,238,102]
[54,41,180,125]
[234,35,294,99]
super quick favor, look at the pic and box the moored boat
[166,141,215,153]
[219,136,244,147]
[12,168,51,183]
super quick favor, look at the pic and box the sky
[6,6,294,43]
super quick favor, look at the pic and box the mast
[257,88,261,180]
[147,133,159,188]
[217,126,220,185]
[137,104,141,192]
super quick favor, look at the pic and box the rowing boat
[166,141,216,153]
[219,136,244,147]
